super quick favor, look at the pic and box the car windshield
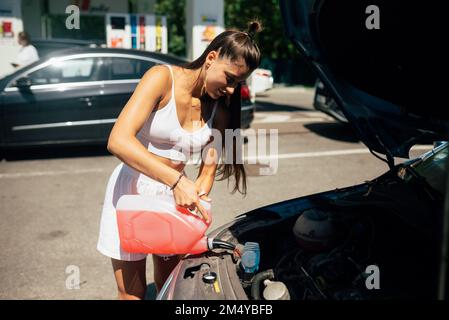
[398,142,448,195]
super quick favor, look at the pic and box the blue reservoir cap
[244,242,260,250]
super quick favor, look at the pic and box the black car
[32,38,106,58]
[0,47,255,152]
[157,0,448,300]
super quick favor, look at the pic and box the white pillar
[0,0,24,78]
[185,0,224,61]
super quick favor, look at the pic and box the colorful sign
[106,14,130,49]
[1,20,13,38]
[155,16,162,52]
[106,13,167,53]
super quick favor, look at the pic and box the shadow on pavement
[1,144,111,161]
[304,122,360,143]
[255,101,313,113]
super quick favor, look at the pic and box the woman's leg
[111,257,147,300]
[152,254,183,293]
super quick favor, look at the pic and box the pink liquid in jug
[116,194,212,255]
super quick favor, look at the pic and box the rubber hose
[251,269,274,300]
[211,239,236,250]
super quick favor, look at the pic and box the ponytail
[215,82,247,195]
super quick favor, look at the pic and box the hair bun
[247,20,263,38]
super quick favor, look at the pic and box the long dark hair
[181,21,262,196]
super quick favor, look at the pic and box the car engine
[163,145,445,300]
[230,193,439,301]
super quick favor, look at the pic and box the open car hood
[280,0,448,160]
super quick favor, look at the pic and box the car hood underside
[280,0,448,160]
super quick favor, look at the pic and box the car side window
[104,57,155,80]
[23,57,99,85]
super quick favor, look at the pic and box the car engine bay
[226,168,443,300]
[166,145,446,300]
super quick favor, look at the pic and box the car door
[94,55,156,139]
[1,55,104,146]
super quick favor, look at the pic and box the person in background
[11,31,39,68]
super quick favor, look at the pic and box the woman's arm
[108,65,209,222]
[195,145,219,198]
[107,65,181,188]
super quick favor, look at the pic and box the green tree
[224,0,298,60]
[224,0,315,85]
[154,0,187,57]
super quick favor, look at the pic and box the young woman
[97,21,262,300]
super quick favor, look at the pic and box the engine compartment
[227,171,442,300]
[165,145,446,300]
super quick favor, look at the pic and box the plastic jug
[116,194,212,255]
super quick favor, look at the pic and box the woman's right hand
[173,175,209,223]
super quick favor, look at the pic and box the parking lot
[0,86,432,299]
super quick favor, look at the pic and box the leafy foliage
[224,0,299,60]
[155,0,187,57]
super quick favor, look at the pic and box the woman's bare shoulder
[140,64,171,91]
[132,64,172,105]
[111,64,172,133]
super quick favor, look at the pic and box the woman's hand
[173,175,209,223]
[198,190,212,202]
[195,177,213,202]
